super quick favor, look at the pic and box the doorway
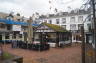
[0,35,2,40]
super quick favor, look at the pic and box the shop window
[76,35,81,41]
[0,35,2,40]
[5,35,9,39]
[62,25,66,29]
[13,34,16,39]
[19,34,22,38]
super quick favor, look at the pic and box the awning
[0,18,39,26]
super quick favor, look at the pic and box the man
[0,43,3,60]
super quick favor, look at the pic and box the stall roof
[42,22,68,32]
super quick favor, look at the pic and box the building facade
[38,10,91,43]
[0,12,39,42]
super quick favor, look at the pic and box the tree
[16,13,20,16]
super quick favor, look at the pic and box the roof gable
[35,24,55,32]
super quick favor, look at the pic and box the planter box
[0,52,23,63]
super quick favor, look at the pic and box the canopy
[0,19,39,26]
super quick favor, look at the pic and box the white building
[38,10,91,43]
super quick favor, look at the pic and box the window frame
[70,17,75,23]
[62,18,66,24]
[78,16,83,22]
[56,19,60,24]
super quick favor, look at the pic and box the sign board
[87,50,94,56]
[12,25,21,31]
[20,31,23,34]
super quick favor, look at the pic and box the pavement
[3,44,81,63]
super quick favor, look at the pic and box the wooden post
[56,32,59,47]
[40,33,43,44]
[81,26,85,63]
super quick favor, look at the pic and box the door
[0,35,2,40]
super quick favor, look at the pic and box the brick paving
[3,44,81,63]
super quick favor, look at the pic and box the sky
[0,0,84,17]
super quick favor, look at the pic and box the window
[62,18,66,24]
[76,35,81,41]
[87,24,91,31]
[49,20,52,24]
[7,25,11,30]
[0,35,2,40]
[56,19,59,24]
[0,24,5,28]
[70,17,75,23]
[62,25,66,29]
[78,24,83,30]
[78,16,83,22]
[5,35,9,39]
[13,34,16,39]
[44,20,47,23]
[19,34,22,38]
[70,24,76,30]
[88,16,91,21]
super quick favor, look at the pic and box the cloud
[0,0,83,17]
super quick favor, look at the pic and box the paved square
[3,44,81,63]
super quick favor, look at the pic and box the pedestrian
[0,43,3,57]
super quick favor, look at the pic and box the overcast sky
[0,0,84,17]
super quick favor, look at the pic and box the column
[2,33,5,44]
[16,34,19,40]
[10,34,13,40]
[2,34,5,41]
[22,34,24,41]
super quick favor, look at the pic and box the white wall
[39,13,91,43]
[41,14,89,31]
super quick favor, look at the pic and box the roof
[0,12,8,18]
[42,22,68,32]
[0,18,39,26]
